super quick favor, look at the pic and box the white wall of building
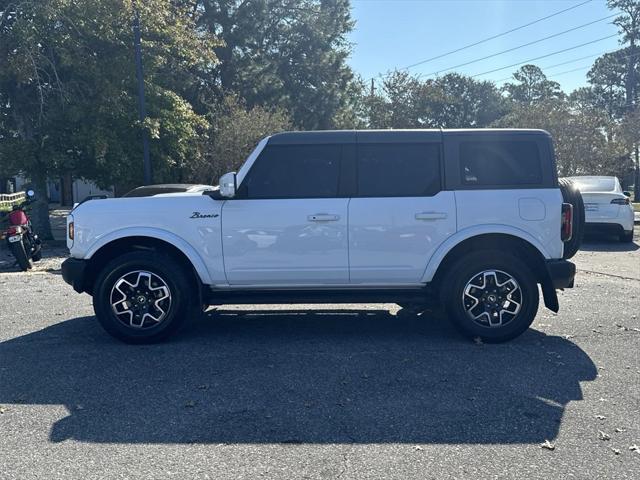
[72,179,113,202]
[13,175,113,203]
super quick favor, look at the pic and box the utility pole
[370,78,375,97]
[132,0,152,185]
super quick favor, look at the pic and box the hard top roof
[267,129,550,145]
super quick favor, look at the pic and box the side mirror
[219,172,237,198]
[623,191,631,198]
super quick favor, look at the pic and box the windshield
[571,178,616,193]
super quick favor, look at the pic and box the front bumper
[546,259,575,289]
[61,258,88,293]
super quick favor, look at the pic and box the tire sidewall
[444,252,539,342]
[93,252,192,343]
[10,240,32,271]
[559,178,584,259]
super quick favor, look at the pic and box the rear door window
[242,145,341,199]
[356,143,441,197]
[460,141,542,186]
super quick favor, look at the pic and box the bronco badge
[190,212,219,219]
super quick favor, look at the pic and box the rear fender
[421,224,551,283]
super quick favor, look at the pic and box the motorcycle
[4,190,42,271]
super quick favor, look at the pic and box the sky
[347,0,622,93]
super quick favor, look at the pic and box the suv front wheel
[93,251,197,343]
[441,251,539,343]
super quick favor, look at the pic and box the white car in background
[568,176,635,243]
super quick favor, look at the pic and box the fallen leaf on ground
[629,444,640,453]
[611,448,621,455]
[540,440,555,450]
[185,401,196,408]
[595,415,606,420]
[599,430,611,441]
[473,337,483,345]
[413,446,424,451]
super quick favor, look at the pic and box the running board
[204,286,435,306]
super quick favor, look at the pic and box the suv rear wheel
[93,250,197,343]
[441,251,539,343]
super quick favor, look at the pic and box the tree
[187,96,291,184]
[362,71,505,129]
[198,0,354,130]
[494,100,630,178]
[426,74,506,128]
[607,0,640,196]
[0,0,218,237]
[585,49,637,119]
[503,65,564,105]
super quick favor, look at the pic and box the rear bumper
[61,258,88,293]
[545,259,575,289]
[584,222,631,235]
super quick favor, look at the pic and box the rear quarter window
[460,140,542,186]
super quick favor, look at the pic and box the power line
[539,52,606,71]
[547,64,594,78]
[491,52,608,83]
[494,50,640,83]
[467,34,618,79]
[370,0,594,80]
[416,15,618,79]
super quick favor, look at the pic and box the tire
[9,240,32,271]
[620,228,634,243]
[441,250,539,343]
[558,178,585,259]
[93,250,198,344]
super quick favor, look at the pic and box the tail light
[611,198,629,205]
[7,225,23,236]
[68,221,74,240]
[561,203,573,242]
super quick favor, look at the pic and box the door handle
[308,213,340,222]
[415,212,448,221]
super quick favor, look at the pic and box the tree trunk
[30,170,53,241]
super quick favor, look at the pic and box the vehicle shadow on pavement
[0,308,597,445]
[579,234,639,252]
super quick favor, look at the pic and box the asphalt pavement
[0,233,638,479]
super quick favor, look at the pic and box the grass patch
[633,202,640,212]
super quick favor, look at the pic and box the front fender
[84,227,213,285]
[421,224,551,283]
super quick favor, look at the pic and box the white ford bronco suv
[62,129,582,344]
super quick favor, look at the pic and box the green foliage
[0,0,218,235]
[494,101,631,178]
[198,0,354,130]
[583,48,638,118]
[364,71,505,129]
[0,0,218,181]
[502,65,564,105]
[187,96,292,184]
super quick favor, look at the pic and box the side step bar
[204,287,435,306]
